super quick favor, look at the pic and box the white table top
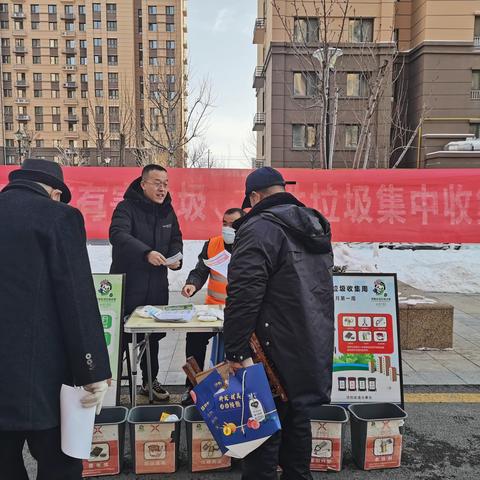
[124,305,224,333]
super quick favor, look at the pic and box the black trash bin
[128,405,183,474]
[348,403,407,470]
[310,405,348,472]
[184,405,231,473]
[82,406,128,477]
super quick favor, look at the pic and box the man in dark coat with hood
[224,167,334,480]
[0,159,111,480]
[110,164,183,401]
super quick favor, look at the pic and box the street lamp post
[14,128,23,164]
[313,47,343,169]
[104,157,111,167]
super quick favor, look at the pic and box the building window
[3,89,12,97]
[472,70,480,91]
[166,57,175,65]
[35,123,44,131]
[148,6,157,15]
[293,72,318,97]
[53,123,61,131]
[36,139,44,148]
[0,4,8,13]
[49,22,57,31]
[106,3,117,14]
[107,21,117,31]
[51,90,60,98]
[95,72,103,81]
[6,139,15,147]
[108,73,118,83]
[48,5,57,14]
[2,71,11,81]
[79,5,86,15]
[475,17,480,45]
[31,21,40,30]
[470,123,480,138]
[346,73,368,97]
[33,73,42,82]
[80,39,87,49]
[166,40,175,49]
[32,39,40,48]
[35,106,43,116]
[93,38,102,47]
[50,56,59,65]
[2,55,10,64]
[148,22,158,32]
[149,40,158,49]
[345,125,360,148]
[33,56,41,64]
[80,56,87,65]
[50,73,59,82]
[108,89,119,99]
[108,55,118,65]
[293,18,319,43]
[107,38,117,48]
[166,22,175,32]
[95,89,103,97]
[34,89,42,97]
[0,21,8,29]
[110,122,120,132]
[93,20,101,29]
[52,106,60,115]
[79,22,86,31]
[292,124,318,149]
[166,6,175,15]
[93,3,101,13]
[49,39,58,48]
[349,18,374,43]
[94,55,102,64]
[6,155,16,164]
[31,4,40,14]
[149,57,159,66]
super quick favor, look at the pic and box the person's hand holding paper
[81,380,109,415]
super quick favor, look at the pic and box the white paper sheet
[203,250,231,279]
[165,252,183,266]
[60,385,96,459]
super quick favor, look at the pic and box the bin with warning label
[310,405,348,472]
[184,405,231,473]
[127,405,183,474]
[348,403,407,471]
[82,406,128,477]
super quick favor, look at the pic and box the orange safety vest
[205,235,228,305]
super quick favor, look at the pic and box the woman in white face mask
[180,208,245,405]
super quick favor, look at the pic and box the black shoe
[138,379,170,401]
[181,388,194,406]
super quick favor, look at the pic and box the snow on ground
[88,242,480,294]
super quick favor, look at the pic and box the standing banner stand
[331,273,404,407]
[93,274,125,406]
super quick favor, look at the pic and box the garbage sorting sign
[331,273,403,406]
[93,274,125,406]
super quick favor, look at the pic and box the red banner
[1,167,480,243]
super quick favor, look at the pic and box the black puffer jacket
[109,178,183,314]
[224,192,334,410]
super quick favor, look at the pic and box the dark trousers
[185,332,215,387]
[242,400,313,480]
[124,332,166,385]
[0,427,83,480]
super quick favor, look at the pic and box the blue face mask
[222,226,236,245]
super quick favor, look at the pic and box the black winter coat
[224,193,334,411]
[109,178,183,314]
[0,180,111,431]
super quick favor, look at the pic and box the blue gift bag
[192,363,282,458]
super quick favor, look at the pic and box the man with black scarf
[224,167,335,480]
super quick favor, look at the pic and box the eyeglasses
[143,181,168,190]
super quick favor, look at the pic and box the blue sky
[188,0,257,167]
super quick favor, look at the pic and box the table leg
[145,333,154,404]
[131,333,137,407]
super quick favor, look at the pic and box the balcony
[253,18,266,44]
[60,13,76,20]
[65,114,78,122]
[17,114,30,122]
[253,113,266,131]
[15,98,29,104]
[475,36,480,47]
[15,80,28,87]
[61,30,76,37]
[472,90,480,100]
[63,64,77,71]
[252,66,265,88]
[13,46,27,54]
[64,81,77,88]
[11,12,26,20]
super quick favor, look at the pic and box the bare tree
[186,139,217,168]
[142,66,214,167]
[131,145,167,167]
[55,143,89,166]
[270,0,401,169]
[87,99,111,166]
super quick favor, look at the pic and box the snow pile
[88,242,480,294]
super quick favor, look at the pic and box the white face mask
[222,226,236,245]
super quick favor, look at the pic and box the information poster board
[331,273,403,406]
[93,274,125,406]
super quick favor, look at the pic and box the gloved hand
[81,380,109,415]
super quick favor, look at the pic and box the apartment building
[0,0,187,166]
[253,0,480,169]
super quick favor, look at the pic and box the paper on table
[203,250,231,279]
[165,252,183,266]
[60,384,96,459]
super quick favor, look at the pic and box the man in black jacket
[224,167,334,480]
[110,164,183,401]
[0,159,111,480]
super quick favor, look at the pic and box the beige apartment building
[0,0,187,166]
[253,0,480,169]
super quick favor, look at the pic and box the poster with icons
[331,273,403,407]
[93,274,125,406]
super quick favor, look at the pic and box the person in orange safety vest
[180,208,245,405]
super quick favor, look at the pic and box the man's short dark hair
[142,164,167,180]
[224,208,246,217]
